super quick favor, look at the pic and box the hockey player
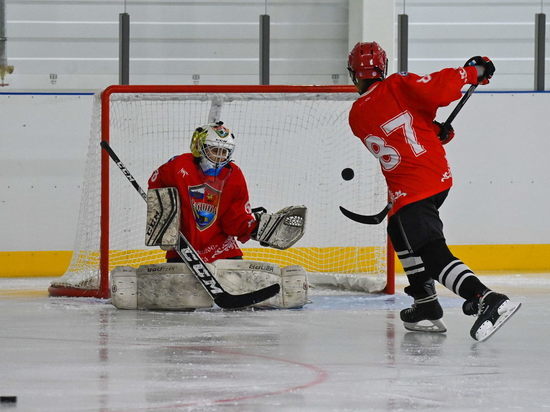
[125,121,308,311]
[347,42,520,342]
[148,120,306,261]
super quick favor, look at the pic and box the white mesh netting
[50,88,389,295]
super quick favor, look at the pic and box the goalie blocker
[145,187,180,248]
[111,260,309,310]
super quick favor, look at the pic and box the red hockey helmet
[347,42,388,82]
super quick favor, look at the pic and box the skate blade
[475,301,522,342]
[404,319,447,333]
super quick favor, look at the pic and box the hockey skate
[462,299,478,316]
[468,291,521,342]
[400,279,447,333]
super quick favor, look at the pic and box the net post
[99,87,114,298]
[385,191,395,295]
[385,237,395,294]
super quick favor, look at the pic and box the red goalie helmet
[347,42,388,81]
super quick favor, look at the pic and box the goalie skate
[470,291,521,342]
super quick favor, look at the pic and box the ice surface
[1,275,549,411]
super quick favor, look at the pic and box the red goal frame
[49,84,395,298]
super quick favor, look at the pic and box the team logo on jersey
[458,67,468,81]
[441,170,452,182]
[188,183,221,230]
[389,189,408,202]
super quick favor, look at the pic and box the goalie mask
[347,42,388,85]
[190,121,236,176]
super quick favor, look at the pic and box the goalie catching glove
[251,205,307,250]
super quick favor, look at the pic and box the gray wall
[1,1,550,253]
[1,92,550,252]
[403,0,549,90]
[3,0,349,90]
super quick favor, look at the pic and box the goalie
[111,121,308,310]
[146,121,306,260]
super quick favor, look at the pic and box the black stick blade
[214,283,281,309]
[339,203,391,225]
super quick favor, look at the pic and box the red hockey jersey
[148,153,257,262]
[348,66,479,214]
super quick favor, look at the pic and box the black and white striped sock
[437,259,475,297]
[396,249,425,277]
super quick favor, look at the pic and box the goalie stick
[100,140,280,309]
[341,84,478,225]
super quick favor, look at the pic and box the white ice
[1,274,549,411]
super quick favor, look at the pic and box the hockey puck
[0,396,17,403]
[341,167,354,181]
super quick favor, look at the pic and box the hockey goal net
[49,85,394,298]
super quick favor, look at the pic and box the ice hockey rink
[1,274,549,412]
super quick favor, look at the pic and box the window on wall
[3,0,349,90]
[399,0,549,90]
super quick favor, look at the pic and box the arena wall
[1,91,548,276]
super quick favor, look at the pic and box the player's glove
[433,120,455,145]
[251,206,269,247]
[464,56,495,85]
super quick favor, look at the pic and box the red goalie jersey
[348,66,479,215]
[148,153,258,262]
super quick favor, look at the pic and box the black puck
[0,396,16,403]
[341,167,354,181]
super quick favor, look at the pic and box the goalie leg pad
[214,260,281,308]
[213,260,309,309]
[112,264,214,310]
[136,263,213,310]
[111,266,138,309]
[253,205,307,250]
[145,187,180,248]
[280,265,309,308]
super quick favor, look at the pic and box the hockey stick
[438,83,478,140]
[100,140,280,309]
[340,84,478,225]
[339,202,392,225]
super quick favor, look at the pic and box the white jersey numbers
[417,74,432,83]
[363,135,401,171]
[383,111,426,156]
[363,111,426,171]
